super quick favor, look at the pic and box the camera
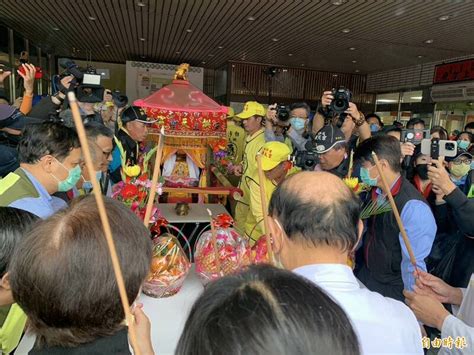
[329,87,352,115]
[291,139,320,171]
[421,139,457,160]
[275,104,290,121]
[401,129,430,145]
[292,150,319,171]
[58,59,105,103]
[106,89,129,108]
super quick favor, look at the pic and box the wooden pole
[371,152,417,269]
[67,92,140,354]
[143,127,165,227]
[256,154,274,264]
[207,209,222,275]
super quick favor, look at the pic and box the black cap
[314,125,346,154]
[121,106,155,124]
[0,104,42,130]
[446,148,472,162]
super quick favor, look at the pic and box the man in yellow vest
[233,101,266,233]
[245,141,300,244]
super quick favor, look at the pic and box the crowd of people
[0,61,473,354]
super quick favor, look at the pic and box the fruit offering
[195,214,250,284]
[142,234,191,298]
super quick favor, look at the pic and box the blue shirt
[375,177,437,291]
[9,169,67,219]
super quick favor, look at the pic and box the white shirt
[293,264,423,355]
[440,274,474,355]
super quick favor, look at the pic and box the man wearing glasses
[71,123,114,197]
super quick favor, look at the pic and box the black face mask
[415,164,429,180]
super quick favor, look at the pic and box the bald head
[269,171,360,252]
[283,171,353,206]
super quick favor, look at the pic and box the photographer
[314,90,371,143]
[427,157,474,289]
[265,102,310,151]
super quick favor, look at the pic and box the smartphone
[401,129,430,144]
[421,139,457,160]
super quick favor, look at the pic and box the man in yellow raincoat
[233,102,266,233]
[245,141,300,244]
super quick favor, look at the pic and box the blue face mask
[457,140,470,150]
[360,166,378,187]
[82,171,102,191]
[370,124,379,133]
[52,160,82,192]
[289,117,306,131]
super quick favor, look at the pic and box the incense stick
[68,92,140,354]
[143,127,165,227]
[256,154,275,265]
[371,152,417,269]
[207,209,222,275]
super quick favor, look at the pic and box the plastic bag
[195,214,250,284]
[142,233,191,298]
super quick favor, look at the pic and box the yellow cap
[260,141,291,171]
[236,101,266,120]
[226,106,235,118]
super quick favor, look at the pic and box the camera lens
[407,132,414,139]
[445,143,455,151]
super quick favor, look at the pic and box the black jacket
[429,187,474,288]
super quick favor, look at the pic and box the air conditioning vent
[431,81,474,102]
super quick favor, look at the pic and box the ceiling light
[140,38,146,41]
[218,46,224,49]
[424,39,434,44]
[247,16,256,21]
[355,69,360,73]
[332,74,338,77]
[352,60,357,63]
[88,16,96,21]
[410,96,423,100]
[105,44,110,47]
[349,47,356,51]
[341,28,351,33]
[417,55,424,58]
[377,99,398,103]
[272,38,279,42]
[288,53,293,56]
[186,29,192,33]
[202,61,206,64]
[332,0,346,5]
[438,15,450,21]
[176,51,181,54]
[137,1,146,6]
[52,27,60,31]
[208,54,214,57]
[301,64,305,67]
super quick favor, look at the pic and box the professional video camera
[57,59,105,103]
[291,139,320,171]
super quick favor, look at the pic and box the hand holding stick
[68,92,141,354]
[256,154,275,265]
[143,127,165,227]
[371,152,417,270]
